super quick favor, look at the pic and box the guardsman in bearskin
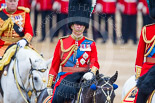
[134,0,155,102]
[95,0,117,44]
[51,0,69,41]
[120,0,138,44]
[47,0,99,102]
[38,0,53,42]
[0,0,33,71]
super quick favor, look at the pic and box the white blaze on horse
[0,46,52,103]
[122,75,155,103]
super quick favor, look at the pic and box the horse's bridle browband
[13,58,47,103]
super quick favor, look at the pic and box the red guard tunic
[0,7,33,57]
[49,35,100,102]
[122,0,138,15]
[38,0,52,11]
[55,0,69,14]
[18,0,32,9]
[97,0,117,14]
[135,24,155,77]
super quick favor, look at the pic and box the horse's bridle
[13,58,47,103]
[93,77,114,103]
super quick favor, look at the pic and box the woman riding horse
[134,0,155,102]
[47,0,100,102]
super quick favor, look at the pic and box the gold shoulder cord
[142,27,155,57]
[60,39,77,65]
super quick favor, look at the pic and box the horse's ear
[110,71,118,84]
[45,57,53,66]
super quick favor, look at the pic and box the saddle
[122,86,138,103]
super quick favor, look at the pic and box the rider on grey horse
[0,0,33,76]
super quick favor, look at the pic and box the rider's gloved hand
[17,39,27,48]
[47,87,53,96]
[83,72,94,80]
[83,66,98,80]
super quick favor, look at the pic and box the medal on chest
[14,15,23,32]
[80,43,91,51]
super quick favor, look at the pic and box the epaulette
[85,37,94,41]
[145,23,155,27]
[18,6,30,13]
[59,35,70,39]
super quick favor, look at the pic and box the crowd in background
[0,0,155,45]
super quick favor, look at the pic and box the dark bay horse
[37,71,118,103]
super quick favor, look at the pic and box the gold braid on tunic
[60,39,78,65]
[142,26,155,57]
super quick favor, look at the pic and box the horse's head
[95,71,118,103]
[15,48,52,102]
[29,58,51,95]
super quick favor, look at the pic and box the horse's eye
[34,77,38,81]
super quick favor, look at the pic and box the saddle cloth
[122,87,138,103]
[43,96,52,103]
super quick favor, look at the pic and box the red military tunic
[18,0,32,9]
[38,0,52,11]
[135,24,155,77]
[121,0,138,15]
[97,0,117,14]
[49,35,99,80]
[49,35,100,102]
[0,7,33,57]
[55,0,69,14]
[0,0,6,8]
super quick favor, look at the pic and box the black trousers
[92,13,100,41]
[41,10,53,40]
[104,13,116,42]
[33,8,40,36]
[121,14,137,44]
[54,13,69,36]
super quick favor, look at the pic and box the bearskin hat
[147,0,155,19]
[68,0,93,30]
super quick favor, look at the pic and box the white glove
[137,2,144,11]
[17,39,27,48]
[47,88,53,96]
[52,1,61,11]
[36,3,40,11]
[142,6,147,14]
[83,72,94,80]
[95,3,102,13]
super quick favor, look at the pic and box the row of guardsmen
[0,0,154,44]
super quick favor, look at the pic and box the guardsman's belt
[146,57,155,63]
[62,67,89,73]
